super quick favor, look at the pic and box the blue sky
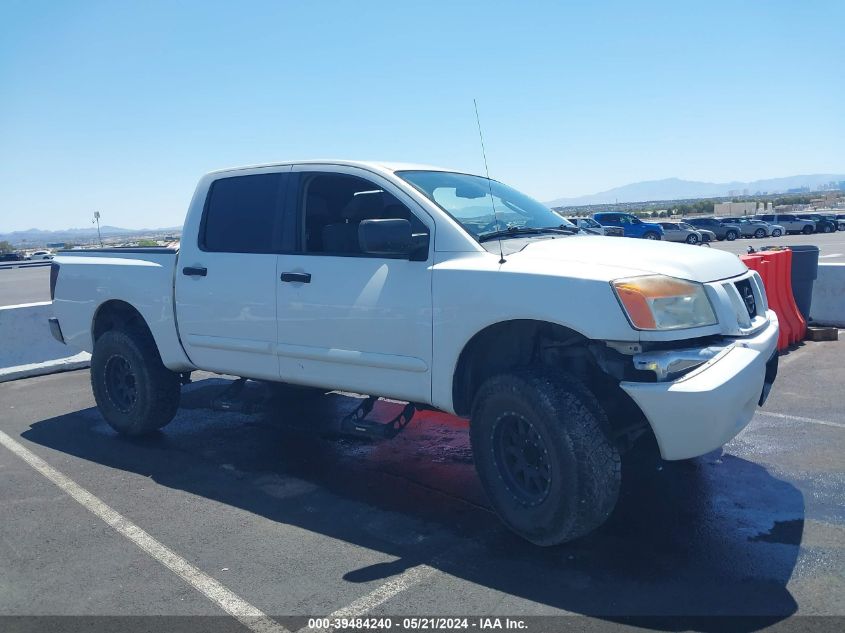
[1,0,843,231]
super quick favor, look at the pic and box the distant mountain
[546,174,845,208]
[0,225,182,246]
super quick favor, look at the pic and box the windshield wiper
[478,225,579,242]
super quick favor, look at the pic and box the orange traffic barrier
[740,248,806,350]
[768,249,806,343]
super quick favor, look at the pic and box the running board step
[339,397,417,439]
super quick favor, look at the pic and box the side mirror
[359,219,413,258]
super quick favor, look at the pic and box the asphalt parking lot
[1,337,843,631]
[709,231,845,263]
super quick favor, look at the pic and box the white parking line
[758,411,845,429]
[298,564,437,633]
[0,430,290,633]
[819,253,842,258]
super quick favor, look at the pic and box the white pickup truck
[50,160,779,545]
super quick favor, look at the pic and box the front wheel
[470,370,621,546]
[91,329,181,435]
[771,228,783,237]
[823,225,833,233]
[643,232,659,240]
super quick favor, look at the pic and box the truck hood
[510,235,747,282]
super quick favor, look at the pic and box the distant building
[714,201,757,216]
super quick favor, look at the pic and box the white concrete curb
[0,351,91,382]
[0,301,91,383]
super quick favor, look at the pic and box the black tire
[685,233,699,244]
[823,224,833,233]
[725,230,738,241]
[802,225,814,235]
[470,370,621,546]
[91,329,181,435]
[771,228,782,237]
[643,232,659,240]
[754,228,766,238]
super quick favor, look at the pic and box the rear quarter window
[201,173,287,253]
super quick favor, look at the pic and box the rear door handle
[280,272,311,283]
[182,266,207,277]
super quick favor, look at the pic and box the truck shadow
[22,377,803,631]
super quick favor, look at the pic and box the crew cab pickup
[50,161,779,545]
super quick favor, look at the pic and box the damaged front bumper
[620,310,779,460]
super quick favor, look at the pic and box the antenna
[473,99,505,264]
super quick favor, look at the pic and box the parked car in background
[836,214,845,231]
[813,213,841,232]
[797,213,837,234]
[659,222,701,244]
[0,252,24,262]
[719,217,776,238]
[592,212,664,240]
[684,217,741,241]
[681,222,715,245]
[756,214,815,235]
[26,250,54,260]
[564,217,606,236]
[768,223,785,237]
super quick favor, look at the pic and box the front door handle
[280,272,311,283]
[182,266,207,277]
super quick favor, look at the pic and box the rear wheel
[643,232,659,240]
[685,233,699,244]
[725,230,738,241]
[803,225,814,235]
[823,224,833,233]
[754,228,766,238]
[91,329,181,435]
[470,370,621,546]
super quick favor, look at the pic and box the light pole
[93,211,103,246]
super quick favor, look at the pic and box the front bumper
[620,310,779,460]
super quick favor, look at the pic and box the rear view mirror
[455,184,488,199]
[358,219,412,258]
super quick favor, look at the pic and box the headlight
[612,275,717,330]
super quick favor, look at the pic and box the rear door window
[201,172,289,253]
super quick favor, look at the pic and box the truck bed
[52,247,193,371]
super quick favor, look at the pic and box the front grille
[734,278,757,318]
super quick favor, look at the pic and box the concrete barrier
[810,263,845,327]
[0,302,90,382]
[0,260,53,269]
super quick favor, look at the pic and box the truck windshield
[397,170,575,240]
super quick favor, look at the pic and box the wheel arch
[451,318,653,450]
[451,319,590,416]
[89,297,194,372]
[92,299,155,346]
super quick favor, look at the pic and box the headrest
[307,194,330,219]
[381,203,407,220]
[341,191,384,221]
